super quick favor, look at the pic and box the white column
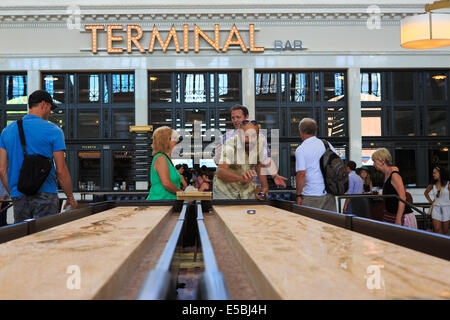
[242,68,255,119]
[347,68,362,167]
[134,69,149,191]
[27,70,41,111]
[134,69,148,126]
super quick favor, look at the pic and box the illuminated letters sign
[85,24,264,54]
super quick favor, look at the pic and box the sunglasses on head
[242,120,258,125]
[172,135,183,144]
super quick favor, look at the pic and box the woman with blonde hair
[146,126,182,200]
[371,148,417,228]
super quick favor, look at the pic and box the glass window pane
[78,152,101,190]
[323,72,345,102]
[424,72,448,101]
[393,108,415,136]
[361,107,382,136]
[113,109,134,139]
[68,75,75,104]
[428,149,448,182]
[360,72,381,101]
[6,110,27,126]
[217,72,240,103]
[255,73,277,101]
[78,110,100,138]
[290,108,312,137]
[43,74,65,104]
[78,74,100,103]
[104,74,109,104]
[325,107,345,137]
[150,73,172,103]
[103,109,109,138]
[49,109,65,136]
[210,74,215,102]
[184,73,206,103]
[5,75,27,105]
[112,73,135,103]
[393,71,414,101]
[395,149,416,186]
[427,107,447,136]
[113,151,133,190]
[150,109,172,130]
[289,73,310,102]
[256,108,278,133]
[68,110,75,139]
[217,109,233,134]
[184,109,207,136]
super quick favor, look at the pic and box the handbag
[16,118,52,196]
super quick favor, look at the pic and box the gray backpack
[319,140,348,196]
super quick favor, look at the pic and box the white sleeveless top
[432,183,450,206]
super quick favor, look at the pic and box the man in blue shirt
[0,90,78,223]
[343,160,364,214]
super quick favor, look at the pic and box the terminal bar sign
[85,24,264,54]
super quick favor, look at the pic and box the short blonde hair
[371,148,392,166]
[152,126,174,156]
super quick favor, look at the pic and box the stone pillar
[134,69,149,191]
[242,68,255,119]
[347,68,362,166]
[27,70,41,110]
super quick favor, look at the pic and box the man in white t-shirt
[295,118,337,211]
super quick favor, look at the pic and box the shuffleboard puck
[247,209,256,214]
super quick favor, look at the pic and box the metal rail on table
[137,202,189,300]
[195,201,230,300]
[335,194,428,216]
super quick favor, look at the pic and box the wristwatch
[296,194,302,199]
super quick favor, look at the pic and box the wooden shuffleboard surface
[0,206,172,299]
[213,205,450,300]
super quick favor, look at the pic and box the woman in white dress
[424,166,450,235]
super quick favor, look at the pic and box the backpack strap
[17,118,27,156]
[321,139,330,151]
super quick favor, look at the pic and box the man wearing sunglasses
[214,104,288,188]
[214,120,270,200]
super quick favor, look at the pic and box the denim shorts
[12,192,59,223]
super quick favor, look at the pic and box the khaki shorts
[301,194,336,212]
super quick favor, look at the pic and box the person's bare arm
[0,148,10,196]
[296,170,306,205]
[256,163,269,200]
[54,150,78,209]
[216,163,255,183]
[391,172,407,225]
[154,156,182,194]
[180,175,188,189]
[424,184,433,203]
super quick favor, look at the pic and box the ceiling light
[400,1,450,49]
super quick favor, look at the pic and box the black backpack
[319,139,348,196]
[17,118,53,196]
